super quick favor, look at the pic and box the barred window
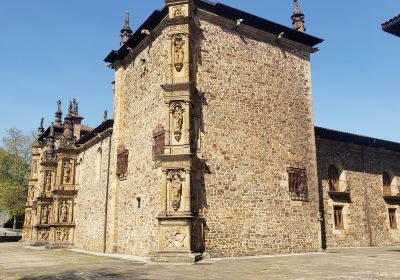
[287,167,308,201]
[152,124,165,161]
[116,146,129,179]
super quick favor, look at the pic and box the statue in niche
[63,160,72,184]
[30,186,35,200]
[171,173,182,211]
[174,5,184,17]
[42,206,49,224]
[172,104,183,142]
[164,228,186,248]
[25,212,31,226]
[173,36,185,72]
[45,172,51,191]
[32,161,37,175]
[60,200,69,222]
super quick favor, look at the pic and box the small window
[287,168,308,201]
[152,124,165,161]
[117,146,129,179]
[389,209,397,229]
[328,165,340,192]
[334,206,344,229]
[136,197,141,209]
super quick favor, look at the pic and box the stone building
[22,0,400,262]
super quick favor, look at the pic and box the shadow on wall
[19,268,148,280]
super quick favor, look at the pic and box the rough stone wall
[316,138,400,248]
[197,16,321,257]
[111,30,167,256]
[74,136,112,252]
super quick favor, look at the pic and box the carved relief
[174,5,184,17]
[32,160,38,176]
[167,171,183,211]
[59,200,69,223]
[56,228,70,242]
[44,172,52,191]
[41,206,50,224]
[164,227,186,249]
[63,160,72,184]
[173,35,185,72]
[38,230,49,241]
[172,103,184,142]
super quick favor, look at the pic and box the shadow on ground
[18,268,148,280]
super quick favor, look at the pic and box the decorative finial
[120,11,133,46]
[103,110,108,122]
[40,117,44,128]
[68,100,73,116]
[70,99,78,116]
[291,0,306,33]
[37,117,45,138]
[54,100,63,127]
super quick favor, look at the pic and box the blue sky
[0,1,399,141]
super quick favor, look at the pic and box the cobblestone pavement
[2,243,400,279]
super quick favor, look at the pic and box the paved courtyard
[2,243,400,279]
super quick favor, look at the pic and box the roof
[382,14,400,37]
[81,124,94,133]
[105,0,323,64]
[75,119,114,145]
[315,127,400,153]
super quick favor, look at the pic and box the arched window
[96,148,102,182]
[383,172,392,196]
[328,165,340,191]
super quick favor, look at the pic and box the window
[389,209,397,229]
[287,168,308,201]
[383,172,392,196]
[152,124,165,161]
[136,197,141,209]
[116,146,129,179]
[334,206,344,229]
[328,165,340,192]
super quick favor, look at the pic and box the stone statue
[60,200,69,222]
[32,160,37,175]
[45,172,51,191]
[57,100,61,112]
[171,173,182,211]
[104,110,108,122]
[25,212,31,226]
[71,99,78,115]
[174,36,185,72]
[63,161,72,184]
[173,105,183,142]
[42,206,49,224]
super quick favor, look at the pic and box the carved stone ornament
[42,138,57,162]
[63,160,72,184]
[56,228,70,242]
[44,172,52,191]
[42,206,50,224]
[168,171,183,211]
[174,5,184,17]
[59,200,69,223]
[38,230,49,241]
[172,103,183,142]
[173,35,185,72]
[164,227,186,249]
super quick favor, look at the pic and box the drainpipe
[103,132,112,253]
[362,146,373,246]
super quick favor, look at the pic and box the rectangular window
[116,146,129,178]
[152,125,165,161]
[334,206,344,229]
[136,197,141,209]
[389,209,397,229]
[287,168,308,201]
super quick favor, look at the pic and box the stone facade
[22,0,400,262]
[316,136,400,248]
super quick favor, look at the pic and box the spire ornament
[120,11,133,46]
[54,100,63,127]
[103,110,108,122]
[291,0,306,33]
[37,117,45,138]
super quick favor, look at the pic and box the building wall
[196,16,321,257]
[109,29,168,256]
[74,136,112,252]
[316,138,400,248]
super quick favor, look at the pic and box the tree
[0,128,33,229]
